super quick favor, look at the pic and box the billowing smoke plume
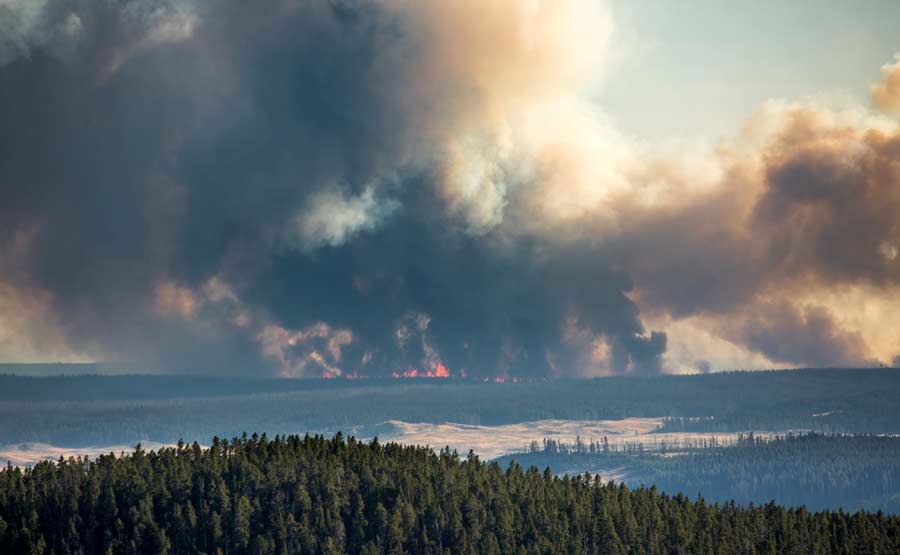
[613,103,900,370]
[872,53,900,115]
[0,0,898,376]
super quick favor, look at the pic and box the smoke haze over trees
[2,369,899,447]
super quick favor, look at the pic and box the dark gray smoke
[0,0,664,377]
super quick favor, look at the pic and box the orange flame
[316,365,520,381]
[391,363,451,379]
[433,362,450,377]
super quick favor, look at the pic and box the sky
[603,0,900,140]
[1,0,899,378]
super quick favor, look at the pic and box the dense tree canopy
[498,433,900,513]
[1,434,898,554]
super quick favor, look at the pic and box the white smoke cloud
[0,0,50,66]
[122,0,197,46]
[872,53,900,115]
[289,185,399,251]
[257,322,353,378]
[153,274,357,377]
[0,225,88,362]
[0,0,198,70]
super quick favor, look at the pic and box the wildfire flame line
[319,362,522,382]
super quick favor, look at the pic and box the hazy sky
[1,0,899,377]
[603,0,900,139]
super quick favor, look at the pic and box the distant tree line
[497,433,900,514]
[1,434,899,554]
[524,433,741,456]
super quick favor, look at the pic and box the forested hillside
[2,368,900,446]
[496,433,900,513]
[1,435,899,554]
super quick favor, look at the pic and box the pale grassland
[0,441,174,467]
[368,418,782,459]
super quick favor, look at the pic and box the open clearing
[366,418,782,459]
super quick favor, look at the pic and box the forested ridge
[2,434,899,554]
[497,433,900,513]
